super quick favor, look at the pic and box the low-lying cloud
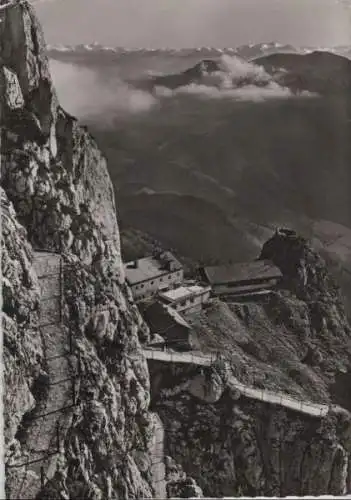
[220,54,272,82]
[49,59,157,121]
[161,82,296,101]
[155,55,315,101]
[49,55,316,124]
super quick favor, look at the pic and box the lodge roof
[124,251,183,285]
[141,301,191,332]
[203,259,282,286]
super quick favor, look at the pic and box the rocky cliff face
[1,2,154,498]
[3,2,351,499]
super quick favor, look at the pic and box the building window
[141,284,144,289]
[151,281,154,285]
[160,277,163,282]
[168,275,171,279]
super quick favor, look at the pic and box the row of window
[177,296,195,308]
[175,293,210,309]
[133,271,182,291]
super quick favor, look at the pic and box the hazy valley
[48,46,351,313]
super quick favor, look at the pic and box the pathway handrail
[145,349,346,419]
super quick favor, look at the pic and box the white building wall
[131,269,184,300]
[173,290,211,313]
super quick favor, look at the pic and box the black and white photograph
[2,0,351,498]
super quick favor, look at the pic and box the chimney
[167,260,176,272]
[133,260,138,268]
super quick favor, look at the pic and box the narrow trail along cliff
[144,348,346,418]
[149,413,167,499]
[8,251,77,499]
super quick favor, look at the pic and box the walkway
[144,348,347,419]
[149,413,166,499]
[226,376,329,418]
[7,252,77,499]
[143,348,215,366]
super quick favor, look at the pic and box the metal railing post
[40,466,45,489]
[59,257,63,324]
[56,422,60,452]
[78,354,82,376]
[72,378,76,405]
[69,326,73,354]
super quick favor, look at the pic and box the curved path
[143,348,348,419]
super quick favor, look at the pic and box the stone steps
[8,252,78,499]
[46,354,78,383]
[41,324,71,359]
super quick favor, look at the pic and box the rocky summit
[2,1,351,499]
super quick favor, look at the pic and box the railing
[227,378,329,418]
[144,348,339,419]
[150,413,166,499]
[7,422,60,469]
[5,251,79,498]
[143,348,216,366]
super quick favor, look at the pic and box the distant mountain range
[132,50,351,98]
[255,51,351,96]
[46,41,351,61]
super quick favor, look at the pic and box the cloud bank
[155,55,315,101]
[49,59,157,121]
[49,55,315,123]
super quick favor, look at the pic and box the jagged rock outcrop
[260,231,351,378]
[1,2,154,498]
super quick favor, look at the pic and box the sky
[35,0,351,49]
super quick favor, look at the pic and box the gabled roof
[203,259,282,285]
[124,252,183,285]
[142,301,191,332]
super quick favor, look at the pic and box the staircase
[7,251,78,499]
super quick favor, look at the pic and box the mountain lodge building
[201,259,282,297]
[124,251,184,300]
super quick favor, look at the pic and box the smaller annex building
[201,259,282,297]
[158,283,211,315]
[124,251,184,300]
[140,301,195,351]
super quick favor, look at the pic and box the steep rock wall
[1,1,153,498]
